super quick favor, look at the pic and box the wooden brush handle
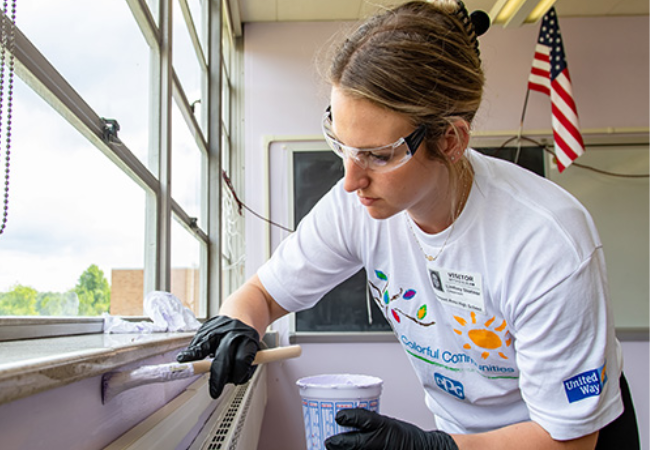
[190,345,302,374]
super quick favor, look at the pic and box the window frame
[0,0,243,341]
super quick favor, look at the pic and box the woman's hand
[176,315,260,399]
[324,408,458,450]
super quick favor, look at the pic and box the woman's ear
[439,119,470,163]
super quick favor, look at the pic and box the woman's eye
[368,152,392,163]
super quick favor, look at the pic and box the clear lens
[322,111,413,173]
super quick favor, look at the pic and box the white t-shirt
[258,149,623,440]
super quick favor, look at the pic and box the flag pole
[514,88,531,164]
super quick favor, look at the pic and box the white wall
[243,17,649,450]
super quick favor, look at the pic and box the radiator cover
[190,366,267,450]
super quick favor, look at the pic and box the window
[173,0,206,136]
[19,0,152,167]
[0,0,242,333]
[219,1,245,299]
[171,215,203,317]
[171,100,204,228]
[0,78,147,316]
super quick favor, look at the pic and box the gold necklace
[406,175,471,262]
[407,214,456,261]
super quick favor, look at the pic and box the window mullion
[206,0,223,316]
[150,0,173,293]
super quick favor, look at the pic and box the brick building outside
[110,268,200,316]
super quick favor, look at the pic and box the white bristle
[102,362,196,403]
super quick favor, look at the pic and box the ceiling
[231,0,649,27]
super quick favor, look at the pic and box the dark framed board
[292,150,391,332]
[290,146,546,333]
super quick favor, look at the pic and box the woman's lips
[359,196,378,207]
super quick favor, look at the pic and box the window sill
[0,331,194,405]
[0,316,168,341]
[0,316,105,341]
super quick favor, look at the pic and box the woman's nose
[342,157,370,193]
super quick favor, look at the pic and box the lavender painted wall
[244,17,649,450]
[244,17,649,278]
[0,350,198,449]
[476,16,649,132]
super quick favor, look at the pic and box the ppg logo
[434,373,465,400]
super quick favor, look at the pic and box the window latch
[101,118,121,144]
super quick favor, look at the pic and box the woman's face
[330,87,451,226]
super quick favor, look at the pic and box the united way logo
[434,373,465,400]
[563,362,608,404]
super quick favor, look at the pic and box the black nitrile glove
[176,315,260,399]
[324,408,458,450]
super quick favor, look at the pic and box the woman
[178,1,638,448]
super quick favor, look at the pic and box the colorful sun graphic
[453,312,512,360]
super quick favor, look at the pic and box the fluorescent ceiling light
[492,0,525,24]
[490,0,557,27]
[525,0,557,23]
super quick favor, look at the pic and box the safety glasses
[322,106,427,173]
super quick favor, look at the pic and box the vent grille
[205,376,256,450]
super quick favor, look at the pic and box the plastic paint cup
[296,374,383,450]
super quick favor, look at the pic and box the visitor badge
[427,266,485,314]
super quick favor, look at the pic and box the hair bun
[470,10,490,37]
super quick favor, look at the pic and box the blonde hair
[328,1,487,214]
[328,1,486,168]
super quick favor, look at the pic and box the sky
[0,0,204,293]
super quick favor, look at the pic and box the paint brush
[101,344,301,404]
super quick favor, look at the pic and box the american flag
[528,7,585,172]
